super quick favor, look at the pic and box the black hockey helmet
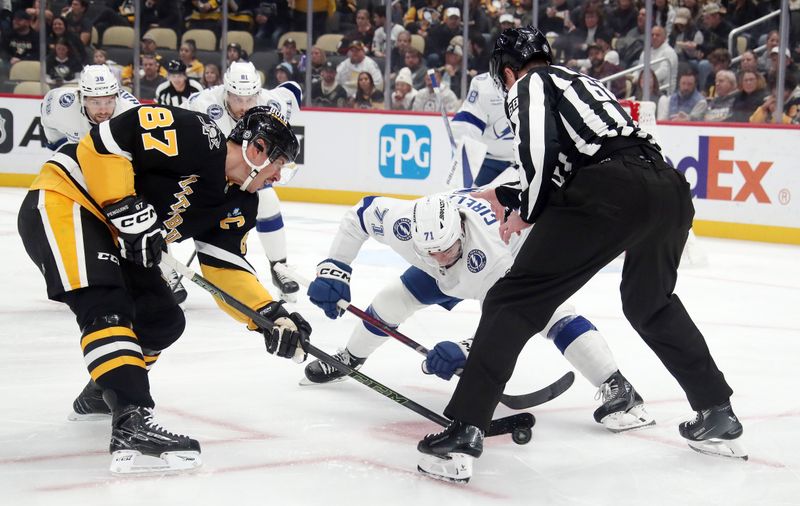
[489,25,552,94]
[228,106,300,164]
[166,59,187,75]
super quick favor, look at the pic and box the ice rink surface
[0,186,798,506]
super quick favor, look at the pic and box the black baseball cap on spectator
[166,60,187,75]
[13,10,32,20]
[321,61,336,72]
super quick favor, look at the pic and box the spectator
[121,36,167,86]
[391,67,417,110]
[350,71,384,109]
[699,2,733,57]
[653,0,676,37]
[725,0,761,42]
[671,7,704,64]
[467,0,492,33]
[403,0,443,37]
[274,62,294,87]
[538,0,572,36]
[616,7,646,67]
[728,69,767,122]
[155,60,204,106]
[311,60,348,108]
[412,67,459,112]
[703,48,732,96]
[26,0,53,33]
[226,42,248,66]
[253,0,288,50]
[630,68,665,109]
[659,68,707,121]
[45,37,82,85]
[289,0,327,35]
[638,25,679,94]
[1,10,40,65]
[425,7,461,67]
[307,45,327,87]
[278,37,301,71]
[372,8,404,58]
[697,69,738,121]
[200,62,223,87]
[467,31,489,76]
[179,40,205,80]
[738,50,759,73]
[48,15,86,64]
[586,43,626,98]
[442,43,466,98]
[758,31,779,73]
[139,53,167,100]
[489,13,517,51]
[93,48,123,84]
[749,73,800,124]
[608,0,637,38]
[555,5,612,61]
[185,0,224,33]
[403,47,427,90]
[390,30,412,74]
[767,46,800,84]
[139,0,181,33]
[62,0,91,48]
[682,0,703,20]
[336,39,383,98]
[341,9,374,55]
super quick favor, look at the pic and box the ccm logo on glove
[318,266,351,282]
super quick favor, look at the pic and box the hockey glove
[257,301,311,363]
[104,196,165,268]
[423,340,471,380]
[307,258,352,319]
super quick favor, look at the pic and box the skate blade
[67,411,111,422]
[601,406,657,433]
[110,450,202,476]
[417,453,473,483]
[687,438,748,461]
[298,376,348,387]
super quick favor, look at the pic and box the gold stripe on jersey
[143,352,161,370]
[31,163,109,226]
[40,191,89,292]
[77,133,136,208]
[81,325,137,350]
[200,264,273,328]
[90,356,147,381]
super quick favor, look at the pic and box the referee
[417,26,746,481]
[155,60,204,107]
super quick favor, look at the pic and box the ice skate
[680,230,709,268]
[679,401,747,460]
[300,349,366,386]
[594,371,655,433]
[270,259,299,302]
[107,397,201,475]
[68,380,111,421]
[417,420,484,483]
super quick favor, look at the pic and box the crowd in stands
[1,0,798,123]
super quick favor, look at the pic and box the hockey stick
[427,68,456,153]
[159,253,534,443]
[169,250,197,292]
[274,263,575,409]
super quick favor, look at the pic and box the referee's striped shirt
[503,65,658,224]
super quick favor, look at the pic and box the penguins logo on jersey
[393,218,412,241]
[207,104,224,120]
[59,93,75,108]
[198,116,222,150]
[467,249,487,273]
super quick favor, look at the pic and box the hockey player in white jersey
[40,64,140,149]
[184,61,303,300]
[303,191,655,433]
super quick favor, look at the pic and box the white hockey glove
[104,196,165,268]
[422,339,471,380]
[256,301,311,363]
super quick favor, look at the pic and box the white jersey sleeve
[40,88,91,147]
[114,89,141,115]
[450,73,515,162]
[258,81,302,123]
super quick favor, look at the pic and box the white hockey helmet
[79,65,119,97]
[411,195,463,257]
[224,61,262,96]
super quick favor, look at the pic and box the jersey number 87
[139,107,178,157]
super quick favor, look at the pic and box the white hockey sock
[562,329,618,387]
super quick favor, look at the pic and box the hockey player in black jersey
[417,26,746,482]
[18,105,311,475]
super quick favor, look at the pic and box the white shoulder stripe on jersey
[194,240,256,275]
[98,121,132,160]
[50,151,88,191]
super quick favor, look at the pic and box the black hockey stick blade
[499,371,575,410]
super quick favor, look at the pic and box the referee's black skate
[417,420,484,483]
[679,401,747,460]
[270,259,299,302]
[68,380,111,421]
[106,393,201,475]
[300,348,366,386]
[594,371,655,432]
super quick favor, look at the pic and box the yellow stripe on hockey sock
[90,356,147,381]
[81,326,137,350]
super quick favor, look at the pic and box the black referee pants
[445,154,733,431]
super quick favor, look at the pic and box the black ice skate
[68,380,111,421]
[270,259,299,302]
[417,420,484,483]
[107,396,201,475]
[594,371,655,433]
[679,401,747,460]
[300,349,366,386]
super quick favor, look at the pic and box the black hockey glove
[257,301,311,363]
[104,196,165,268]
